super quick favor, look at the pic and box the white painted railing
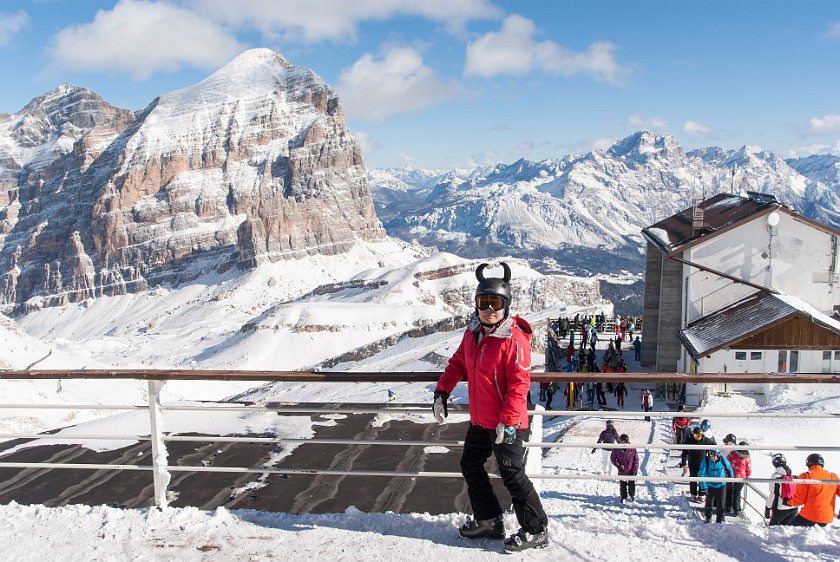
[0,370,838,510]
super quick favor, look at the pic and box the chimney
[691,205,704,233]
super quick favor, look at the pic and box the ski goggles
[475,294,506,311]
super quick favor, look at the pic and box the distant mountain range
[369,133,840,280]
[3,47,840,322]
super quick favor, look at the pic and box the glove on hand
[591,449,596,454]
[495,423,516,444]
[432,390,449,424]
[764,507,771,519]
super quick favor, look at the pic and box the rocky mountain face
[0,49,384,312]
[370,132,840,280]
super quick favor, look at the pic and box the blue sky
[1,1,840,170]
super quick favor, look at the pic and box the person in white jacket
[764,453,799,526]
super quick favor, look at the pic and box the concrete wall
[641,242,662,367]
[686,212,840,318]
[655,253,684,371]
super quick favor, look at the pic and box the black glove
[591,449,596,454]
[432,390,449,423]
[764,507,771,519]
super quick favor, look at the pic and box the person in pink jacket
[433,262,548,553]
[725,437,752,516]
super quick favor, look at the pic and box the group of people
[429,262,838,553]
[673,411,840,526]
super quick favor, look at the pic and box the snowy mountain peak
[0,49,384,310]
[7,84,132,150]
[161,48,329,110]
[605,131,684,162]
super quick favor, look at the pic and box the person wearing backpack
[697,449,733,523]
[787,453,840,527]
[764,453,799,526]
[681,426,717,501]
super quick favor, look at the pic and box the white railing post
[147,380,170,508]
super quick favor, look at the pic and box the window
[823,350,840,373]
[750,351,762,361]
[778,350,799,373]
[735,351,747,360]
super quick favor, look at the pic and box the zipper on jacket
[493,369,503,402]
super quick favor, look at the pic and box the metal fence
[0,369,838,512]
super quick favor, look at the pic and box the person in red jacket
[725,438,752,516]
[787,453,840,526]
[433,262,548,552]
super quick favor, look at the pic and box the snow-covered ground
[0,251,838,560]
[0,380,838,560]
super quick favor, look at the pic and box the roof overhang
[678,291,840,361]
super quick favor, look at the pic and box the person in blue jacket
[697,449,734,523]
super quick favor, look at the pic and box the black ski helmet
[806,453,825,467]
[771,453,787,467]
[475,262,512,321]
[619,434,630,443]
[723,433,737,445]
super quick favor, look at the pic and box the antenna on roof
[691,174,704,233]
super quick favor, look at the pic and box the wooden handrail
[1,369,840,383]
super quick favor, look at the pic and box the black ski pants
[725,482,745,513]
[460,423,548,534]
[704,486,726,523]
[619,479,636,500]
[769,508,799,526]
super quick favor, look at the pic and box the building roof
[642,191,782,256]
[678,291,840,361]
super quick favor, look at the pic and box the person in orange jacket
[787,453,840,526]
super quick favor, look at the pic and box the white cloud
[784,142,840,158]
[624,114,667,132]
[336,47,463,121]
[0,10,29,47]
[799,113,840,137]
[683,120,712,137]
[46,0,245,80]
[352,130,378,156]
[187,0,502,42]
[464,14,633,85]
[825,21,840,40]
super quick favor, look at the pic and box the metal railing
[0,369,839,511]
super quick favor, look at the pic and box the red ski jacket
[436,316,532,430]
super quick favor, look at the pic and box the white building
[641,191,840,405]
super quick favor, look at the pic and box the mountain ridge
[370,131,840,281]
